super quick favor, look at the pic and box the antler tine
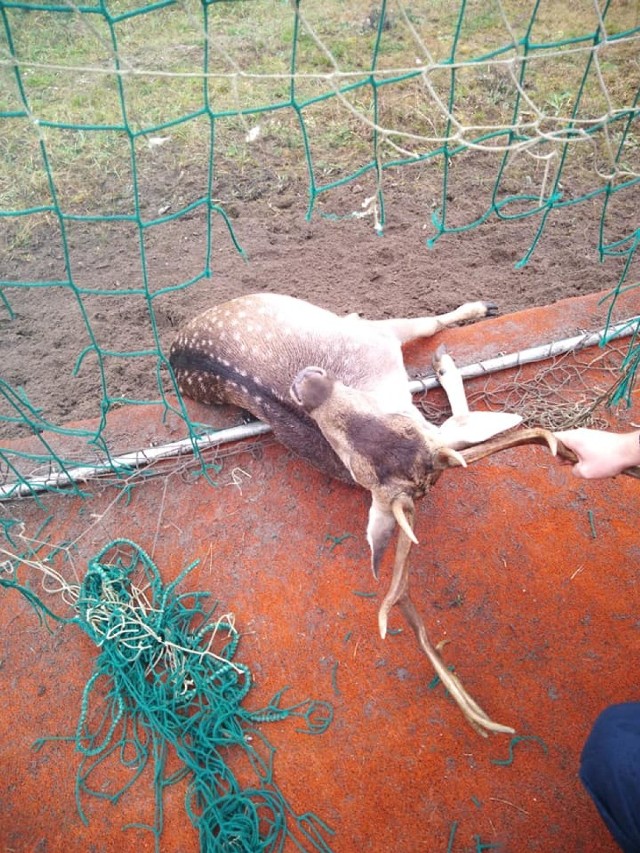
[378,502,415,641]
[378,500,515,737]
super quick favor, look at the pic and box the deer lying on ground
[170,293,558,736]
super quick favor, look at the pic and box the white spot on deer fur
[221,358,230,367]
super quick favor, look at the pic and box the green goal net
[1,0,639,497]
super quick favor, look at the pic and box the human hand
[554,428,640,479]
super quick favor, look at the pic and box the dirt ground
[2,158,640,853]
[1,166,638,439]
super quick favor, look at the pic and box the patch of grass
[0,0,638,231]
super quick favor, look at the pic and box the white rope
[2,0,638,166]
[4,39,640,83]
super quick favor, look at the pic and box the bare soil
[1,165,637,439]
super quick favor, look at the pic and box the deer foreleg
[432,344,469,417]
[433,346,524,448]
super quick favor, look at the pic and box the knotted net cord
[2,538,334,852]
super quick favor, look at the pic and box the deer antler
[379,424,638,737]
[458,427,559,466]
[378,501,516,737]
[439,426,640,479]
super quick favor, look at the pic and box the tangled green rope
[19,539,335,852]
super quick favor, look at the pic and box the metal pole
[2,317,638,500]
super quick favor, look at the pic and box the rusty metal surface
[1,291,639,852]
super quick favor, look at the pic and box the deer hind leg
[378,503,515,737]
[375,301,497,345]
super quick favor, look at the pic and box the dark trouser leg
[580,702,640,853]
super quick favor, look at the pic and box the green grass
[1,0,639,234]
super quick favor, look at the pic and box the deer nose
[290,366,330,410]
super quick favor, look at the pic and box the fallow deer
[169,293,557,736]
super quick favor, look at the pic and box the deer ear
[437,411,522,449]
[366,495,396,580]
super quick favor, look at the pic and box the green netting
[1,0,640,496]
[1,537,334,851]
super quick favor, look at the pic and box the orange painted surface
[1,290,639,852]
